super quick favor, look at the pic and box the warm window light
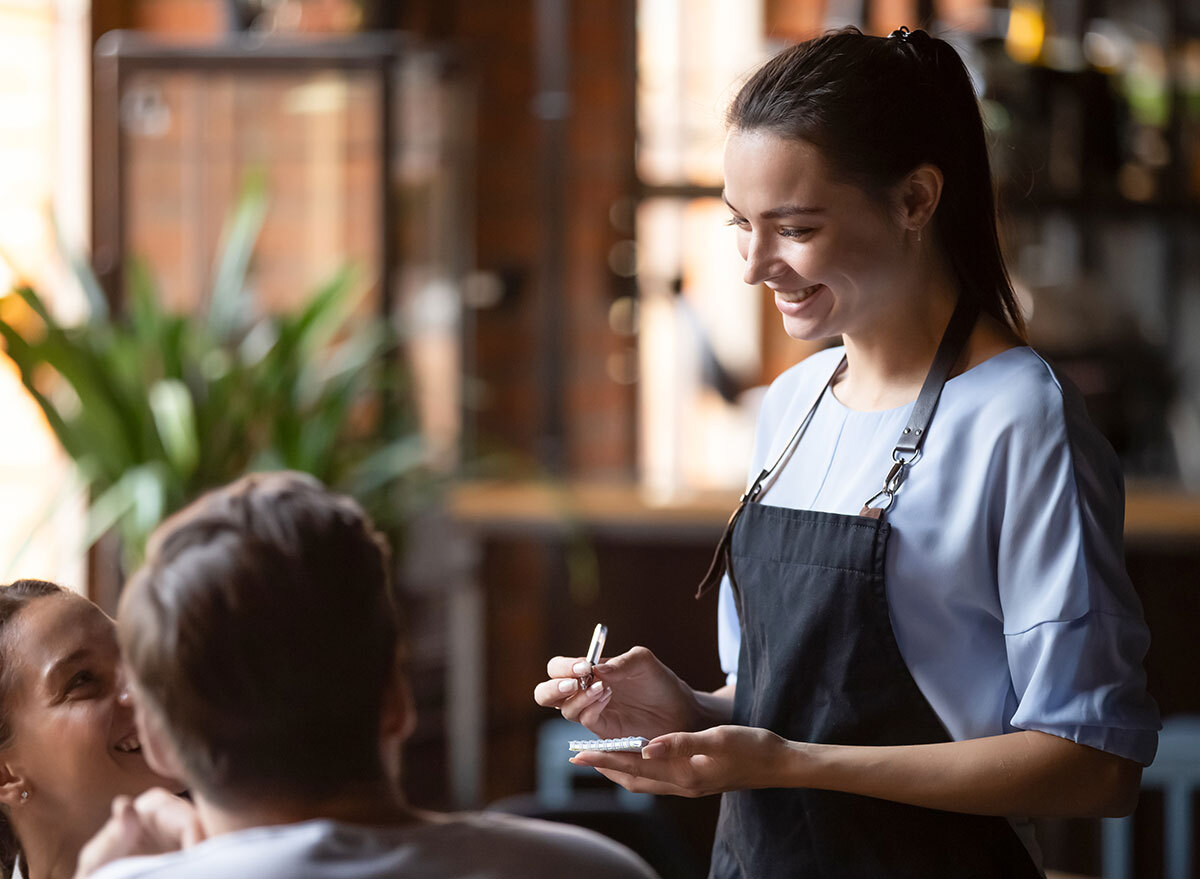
[0,0,88,590]
[1006,1,1045,65]
[0,253,14,295]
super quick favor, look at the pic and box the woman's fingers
[546,655,592,678]
[572,684,614,726]
[536,653,618,708]
[592,766,694,797]
[570,751,698,797]
[533,676,578,707]
[533,674,612,718]
[560,680,612,723]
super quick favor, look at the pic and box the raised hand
[74,788,204,878]
[533,646,716,740]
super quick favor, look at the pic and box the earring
[20,791,28,801]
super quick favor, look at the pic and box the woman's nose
[743,234,779,287]
[115,666,135,707]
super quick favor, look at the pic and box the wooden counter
[449,479,1200,544]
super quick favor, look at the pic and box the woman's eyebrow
[721,191,825,219]
[43,647,91,683]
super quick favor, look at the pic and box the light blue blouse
[718,345,1160,765]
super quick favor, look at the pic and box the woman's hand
[574,727,1143,819]
[570,725,791,797]
[74,788,204,878]
[533,646,728,740]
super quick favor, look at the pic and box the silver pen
[578,623,607,689]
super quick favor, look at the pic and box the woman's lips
[773,284,826,315]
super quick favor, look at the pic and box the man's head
[118,472,408,807]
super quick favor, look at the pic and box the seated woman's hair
[118,472,398,806]
[0,579,68,870]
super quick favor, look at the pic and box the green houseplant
[0,175,430,572]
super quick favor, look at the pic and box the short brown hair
[119,472,398,805]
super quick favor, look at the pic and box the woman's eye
[65,671,97,694]
[779,227,814,239]
[725,215,749,229]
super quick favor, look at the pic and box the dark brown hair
[728,26,1025,337]
[119,472,398,806]
[0,579,69,872]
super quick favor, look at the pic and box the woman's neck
[835,259,961,412]
[18,824,90,879]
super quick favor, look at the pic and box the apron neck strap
[695,295,980,598]
[860,294,980,517]
[892,293,980,461]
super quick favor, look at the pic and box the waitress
[534,25,1160,878]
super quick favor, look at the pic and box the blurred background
[1,0,1198,876]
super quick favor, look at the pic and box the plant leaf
[209,169,269,341]
[148,379,199,478]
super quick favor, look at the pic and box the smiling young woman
[535,26,1160,878]
[0,581,179,879]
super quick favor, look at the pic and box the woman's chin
[780,315,832,342]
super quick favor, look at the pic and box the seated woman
[0,579,180,879]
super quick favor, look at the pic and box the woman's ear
[0,760,29,811]
[895,163,944,235]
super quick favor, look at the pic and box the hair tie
[889,26,932,48]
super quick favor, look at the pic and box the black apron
[698,299,1042,878]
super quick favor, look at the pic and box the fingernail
[572,661,592,676]
[558,679,578,694]
[588,681,604,694]
[598,686,613,700]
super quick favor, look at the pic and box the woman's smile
[112,729,143,755]
[772,284,827,314]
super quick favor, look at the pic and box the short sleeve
[993,360,1160,765]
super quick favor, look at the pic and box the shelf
[448,479,1200,544]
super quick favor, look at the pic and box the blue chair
[489,717,703,878]
[1103,715,1200,879]
[534,716,653,811]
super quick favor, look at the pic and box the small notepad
[568,736,650,752]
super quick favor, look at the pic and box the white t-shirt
[85,812,659,879]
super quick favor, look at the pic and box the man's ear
[378,647,416,787]
[135,701,189,788]
[380,646,416,745]
[0,760,28,811]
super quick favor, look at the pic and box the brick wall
[439,0,639,478]
[126,0,640,479]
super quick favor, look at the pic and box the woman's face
[722,129,909,341]
[1,594,177,832]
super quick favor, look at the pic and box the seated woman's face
[2,593,178,832]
